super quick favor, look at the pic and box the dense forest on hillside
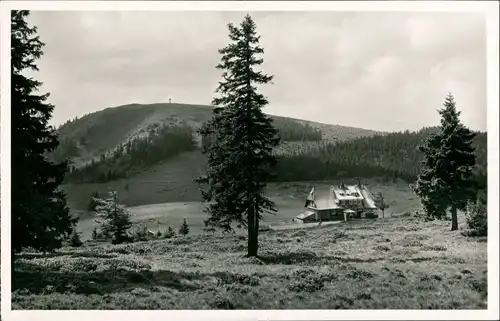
[65,123,196,183]
[273,118,323,141]
[273,128,487,187]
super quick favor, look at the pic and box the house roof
[296,210,316,220]
[310,198,344,210]
[303,184,379,211]
[332,185,365,201]
[359,187,378,209]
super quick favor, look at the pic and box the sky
[27,10,487,132]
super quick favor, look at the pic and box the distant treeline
[65,124,196,183]
[60,120,486,186]
[272,127,487,185]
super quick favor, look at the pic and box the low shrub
[216,273,260,286]
[346,267,373,280]
[465,196,487,237]
[287,271,325,292]
[69,230,83,247]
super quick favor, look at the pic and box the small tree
[179,219,189,236]
[94,191,132,244]
[91,226,98,240]
[374,192,390,219]
[87,191,100,213]
[69,230,83,247]
[164,226,176,239]
[465,190,487,236]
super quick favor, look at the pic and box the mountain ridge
[54,102,384,166]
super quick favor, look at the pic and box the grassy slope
[64,150,206,212]
[73,180,421,240]
[12,216,487,309]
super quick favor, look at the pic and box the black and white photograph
[1,1,499,320]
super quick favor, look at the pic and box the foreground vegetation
[12,215,487,309]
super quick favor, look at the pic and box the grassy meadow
[74,179,422,240]
[12,215,487,309]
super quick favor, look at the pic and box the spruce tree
[164,226,176,239]
[465,189,487,236]
[94,191,132,244]
[11,10,77,253]
[414,133,448,220]
[178,219,189,236]
[415,94,476,230]
[91,226,98,240]
[195,14,280,257]
[87,191,100,212]
[69,230,83,247]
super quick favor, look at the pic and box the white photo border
[1,1,498,320]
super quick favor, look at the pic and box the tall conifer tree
[415,94,476,230]
[11,10,76,253]
[414,133,448,220]
[196,14,279,257]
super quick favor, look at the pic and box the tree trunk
[451,204,458,231]
[247,205,258,257]
[382,210,384,219]
[254,206,260,256]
